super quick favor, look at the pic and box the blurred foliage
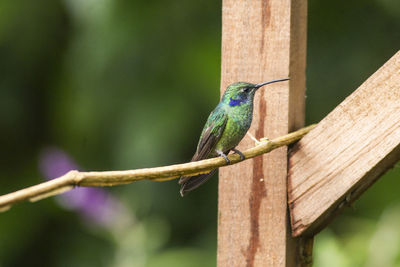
[0,0,399,266]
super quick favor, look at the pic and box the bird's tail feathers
[179,170,217,197]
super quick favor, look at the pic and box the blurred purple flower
[38,147,124,228]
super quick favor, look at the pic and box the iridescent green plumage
[179,79,289,196]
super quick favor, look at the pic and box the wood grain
[288,50,400,237]
[218,1,307,266]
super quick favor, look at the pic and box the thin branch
[0,124,316,212]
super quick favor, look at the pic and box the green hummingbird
[179,78,289,196]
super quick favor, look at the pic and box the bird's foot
[247,132,262,146]
[232,148,245,161]
[217,150,230,164]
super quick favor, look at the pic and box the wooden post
[288,51,400,237]
[218,1,307,266]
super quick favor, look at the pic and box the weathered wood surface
[218,0,307,266]
[288,50,400,237]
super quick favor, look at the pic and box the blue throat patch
[229,97,247,107]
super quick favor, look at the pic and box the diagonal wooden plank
[218,0,308,266]
[288,50,400,237]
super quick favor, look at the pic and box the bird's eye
[242,87,250,93]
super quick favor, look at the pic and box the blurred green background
[0,0,399,266]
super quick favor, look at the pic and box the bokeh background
[1,0,400,266]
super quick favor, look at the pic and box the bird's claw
[217,150,230,164]
[232,148,245,161]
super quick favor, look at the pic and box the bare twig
[0,124,316,212]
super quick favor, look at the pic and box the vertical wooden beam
[218,1,307,266]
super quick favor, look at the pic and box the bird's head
[221,78,289,107]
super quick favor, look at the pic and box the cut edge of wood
[291,143,400,237]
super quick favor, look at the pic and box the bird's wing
[191,110,228,161]
[178,110,227,189]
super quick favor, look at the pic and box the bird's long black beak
[254,78,290,89]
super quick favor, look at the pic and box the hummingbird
[179,78,289,196]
